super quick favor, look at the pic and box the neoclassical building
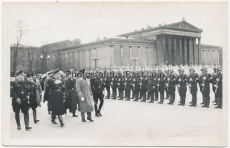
[12,18,221,74]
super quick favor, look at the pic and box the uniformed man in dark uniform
[157,69,166,104]
[91,69,105,117]
[11,70,32,130]
[199,67,212,108]
[214,67,222,109]
[147,70,158,103]
[111,72,118,99]
[177,68,188,106]
[140,73,148,102]
[133,76,140,102]
[188,67,199,107]
[64,69,79,117]
[167,69,177,105]
[43,72,54,114]
[212,67,218,105]
[164,70,170,100]
[26,74,40,123]
[118,76,125,100]
[124,73,132,101]
[105,72,111,99]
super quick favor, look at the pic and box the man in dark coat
[43,72,54,114]
[91,70,105,117]
[157,69,166,104]
[199,67,212,108]
[211,67,218,105]
[111,75,118,100]
[214,67,222,109]
[64,69,79,117]
[125,75,132,101]
[26,74,40,123]
[167,69,177,105]
[105,72,111,99]
[188,68,199,107]
[177,68,188,106]
[44,69,65,127]
[11,70,32,130]
[140,74,148,102]
[118,77,125,100]
[133,77,140,102]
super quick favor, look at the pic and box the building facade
[10,18,223,74]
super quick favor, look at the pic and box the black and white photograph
[2,1,228,146]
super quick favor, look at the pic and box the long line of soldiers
[92,66,222,109]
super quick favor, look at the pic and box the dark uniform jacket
[157,74,166,95]
[11,80,29,102]
[199,73,212,95]
[140,77,148,93]
[91,77,105,94]
[167,74,177,95]
[26,81,37,102]
[124,78,132,92]
[147,77,158,93]
[177,74,188,96]
[117,78,125,92]
[188,73,199,94]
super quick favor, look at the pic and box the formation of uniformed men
[10,65,223,131]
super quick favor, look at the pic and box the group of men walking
[10,65,223,131]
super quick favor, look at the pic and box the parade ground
[10,88,224,145]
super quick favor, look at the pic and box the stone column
[184,37,187,65]
[121,46,123,66]
[168,35,171,65]
[162,35,166,65]
[193,38,197,65]
[173,35,177,66]
[198,38,201,65]
[179,36,183,65]
[111,46,114,66]
[129,46,132,66]
[156,36,160,64]
[189,37,193,66]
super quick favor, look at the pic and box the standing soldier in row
[158,69,166,104]
[140,73,148,102]
[164,70,170,100]
[64,69,79,117]
[199,67,212,108]
[177,68,188,106]
[167,69,177,105]
[118,76,125,100]
[26,74,40,123]
[11,70,32,130]
[125,74,132,101]
[188,67,199,107]
[148,71,158,103]
[133,77,140,102]
[111,74,118,99]
[212,67,218,105]
[105,72,111,99]
[214,67,222,109]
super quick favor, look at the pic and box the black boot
[24,112,32,130]
[58,115,65,127]
[81,112,86,122]
[15,114,21,130]
[98,109,102,116]
[33,110,39,123]
[73,110,78,117]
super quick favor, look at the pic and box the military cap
[95,69,100,72]
[201,67,207,71]
[158,69,162,72]
[217,67,222,72]
[31,72,36,77]
[27,73,32,78]
[66,70,72,75]
[213,67,217,70]
[79,69,85,74]
[15,70,24,76]
[189,67,195,72]
[178,68,184,72]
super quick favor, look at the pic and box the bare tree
[12,21,29,75]
[27,45,34,73]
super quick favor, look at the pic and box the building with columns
[10,18,222,74]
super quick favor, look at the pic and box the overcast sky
[4,2,227,48]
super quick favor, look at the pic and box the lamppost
[40,54,50,73]
[92,56,99,70]
[132,57,138,71]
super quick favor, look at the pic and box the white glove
[81,97,85,101]
[16,98,21,104]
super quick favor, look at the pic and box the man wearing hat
[164,70,170,100]
[124,73,132,101]
[43,71,54,114]
[199,67,212,108]
[211,67,218,105]
[44,69,65,127]
[140,72,148,102]
[147,71,158,103]
[26,74,40,123]
[31,72,42,107]
[64,69,79,117]
[105,72,111,99]
[214,67,222,109]
[177,67,188,106]
[76,69,94,122]
[157,69,166,104]
[188,67,199,107]
[11,70,32,130]
[91,69,105,117]
[167,69,177,105]
[111,72,118,99]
